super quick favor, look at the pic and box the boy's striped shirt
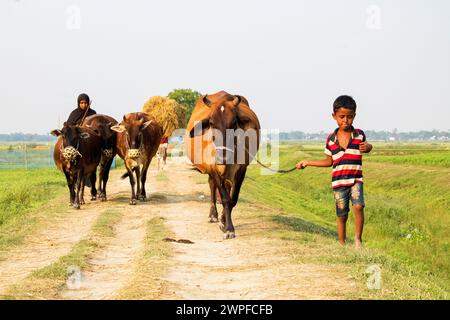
[324,127,366,189]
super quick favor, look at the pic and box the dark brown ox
[185,91,260,239]
[51,125,103,209]
[111,112,163,205]
[83,114,118,201]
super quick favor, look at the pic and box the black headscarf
[77,93,90,106]
[66,93,96,126]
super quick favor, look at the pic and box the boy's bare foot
[355,239,364,249]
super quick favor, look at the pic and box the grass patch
[0,169,67,257]
[0,169,66,226]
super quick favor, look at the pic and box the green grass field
[241,141,450,298]
[0,169,66,226]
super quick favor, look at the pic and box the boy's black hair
[333,95,357,113]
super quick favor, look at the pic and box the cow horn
[233,95,241,106]
[203,94,212,107]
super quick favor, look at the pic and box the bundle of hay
[142,96,187,137]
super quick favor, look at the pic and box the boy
[66,93,96,126]
[296,95,373,248]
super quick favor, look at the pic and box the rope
[245,146,297,174]
[254,158,297,173]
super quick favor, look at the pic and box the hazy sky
[1,0,449,134]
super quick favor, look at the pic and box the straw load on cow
[142,96,187,137]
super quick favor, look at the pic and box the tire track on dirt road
[60,169,169,299]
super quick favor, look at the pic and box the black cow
[51,125,102,209]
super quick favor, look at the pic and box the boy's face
[332,107,356,131]
[79,100,89,110]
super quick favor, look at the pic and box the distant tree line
[0,133,56,142]
[275,130,450,141]
[2,130,449,143]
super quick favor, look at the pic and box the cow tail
[121,167,136,179]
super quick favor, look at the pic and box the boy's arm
[359,141,373,153]
[296,156,333,169]
[359,130,372,153]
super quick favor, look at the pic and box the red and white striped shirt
[324,127,366,189]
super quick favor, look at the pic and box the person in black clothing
[66,93,96,126]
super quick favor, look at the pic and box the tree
[167,89,202,123]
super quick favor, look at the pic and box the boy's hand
[296,160,308,170]
[359,142,373,153]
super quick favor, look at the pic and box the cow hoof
[91,196,97,201]
[100,197,107,202]
[223,231,236,240]
[138,195,146,201]
[209,217,219,223]
[74,204,80,210]
[130,199,137,205]
[80,199,85,205]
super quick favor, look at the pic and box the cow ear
[142,120,153,130]
[189,118,210,137]
[236,106,259,130]
[80,132,90,139]
[50,129,61,137]
[111,125,126,133]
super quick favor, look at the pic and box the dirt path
[0,176,125,294]
[1,158,357,299]
[155,161,356,299]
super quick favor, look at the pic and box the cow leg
[97,159,106,200]
[126,166,137,205]
[90,172,97,201]
[100,157,114,201]
[135,166,141,200]
[231,166,247,208]
[219,182,232,225]
[208,174,219,223]
[64,171,75,206]
[74,170,83,209]
[139,160,150,201]
[213,175,235,239]
[80,178,86,205]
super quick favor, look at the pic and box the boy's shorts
[333,182,365,217]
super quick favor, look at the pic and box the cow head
[189,94,255,164]
[51,125,93,162]
[85,122,115,153]
[111,118,153,165]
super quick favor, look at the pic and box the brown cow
[83,114,118,201]
[111,112,163,205]
[51,125,103,209]
[185,91,260,239]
